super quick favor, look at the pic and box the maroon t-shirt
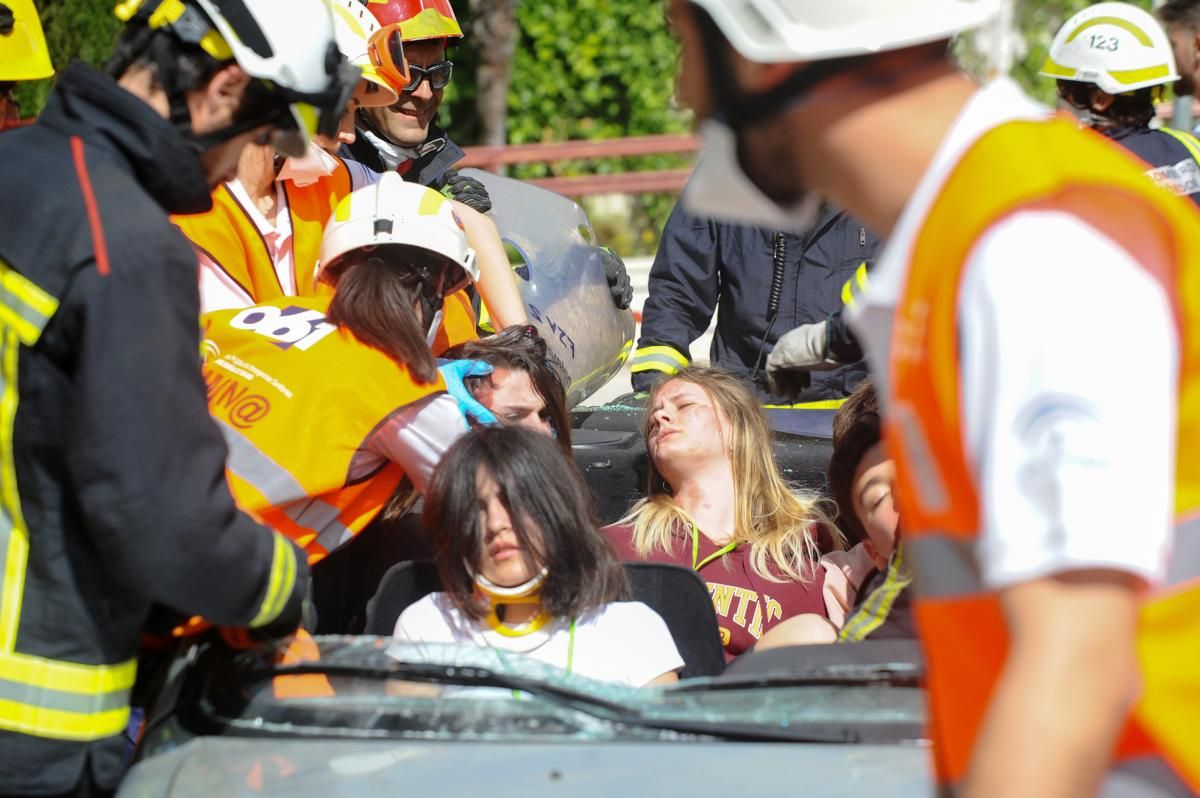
[602,521,827,660]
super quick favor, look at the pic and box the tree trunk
[468,0,519,149]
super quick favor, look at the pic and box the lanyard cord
[491,616,577,701]
[690,523,738,571]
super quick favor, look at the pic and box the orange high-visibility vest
[175,164,480,351]
[886,116,1200,792]
[433,288,480,354]
[201,295,445,564]
[174,162,353,301]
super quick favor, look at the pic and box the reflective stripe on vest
[203,295,435,564]
[175,165,352,305]
[887,116,1200,790]
[218,420,357,560]
[630,344,690,376]
[0,263,138,741]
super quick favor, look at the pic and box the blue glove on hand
[438,359,498,425]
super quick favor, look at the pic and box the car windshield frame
[143,634,928,753]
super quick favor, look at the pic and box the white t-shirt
[850,78,1177,590]
[392,593,685,687]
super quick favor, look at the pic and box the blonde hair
[621,367,843,583]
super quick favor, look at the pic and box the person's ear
[729,51,796,94]
[188,64,251,134]
[863,539,887,570]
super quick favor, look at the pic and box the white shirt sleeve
[363,393,467,495]
[392,594,459,644]
[958,211,1178,590]
[599,602,684,686]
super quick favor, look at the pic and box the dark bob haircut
[826,379,882,546]
[423,425,628,621]
[444,325,572,454]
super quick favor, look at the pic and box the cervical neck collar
[473,568,551,638]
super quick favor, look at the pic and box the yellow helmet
[0,0,54,81]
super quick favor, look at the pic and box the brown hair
[826,379,882,546]
[1160,0,1200,31]
[444,325,572,454]
[322,245,441,384]
[424,426,629,621]
[621,366,841,583]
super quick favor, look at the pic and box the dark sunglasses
[401,61,454,93]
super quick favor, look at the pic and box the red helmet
[364,0,462,42]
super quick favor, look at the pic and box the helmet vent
[374,218,394,236]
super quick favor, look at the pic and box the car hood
[117,737,932,797]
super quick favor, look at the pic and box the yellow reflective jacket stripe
[840,262,870,310]
[1158,127,1200,167]
[630,344,689,375]
[0,268,138,741]
[248,533,298,629]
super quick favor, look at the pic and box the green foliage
[441,0,691,255]
[12,0,1173,255]
[13,0,122,116]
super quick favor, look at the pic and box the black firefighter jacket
[0,63,307,795]
[632,201,882,401]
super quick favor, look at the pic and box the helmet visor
[368,23,412,91]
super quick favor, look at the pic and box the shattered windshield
[183,636,926,745]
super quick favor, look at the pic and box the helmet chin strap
[473,568,552,638]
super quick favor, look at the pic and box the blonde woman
[602,367,842,659]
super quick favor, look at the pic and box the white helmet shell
[322,0,399,106]
[319,172,478,284]
[189,0,353,148]
[685,0,1002,63]
[1040,2,1179,94]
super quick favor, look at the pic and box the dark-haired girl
[393,426,683,687]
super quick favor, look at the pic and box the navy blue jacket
[0,64,306,795]
[1106,126,1200,208]
[632,202,882,401]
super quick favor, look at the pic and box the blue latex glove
[437,359,498,425]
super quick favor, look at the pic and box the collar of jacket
[39,62,213,215]
[349,112,464,188]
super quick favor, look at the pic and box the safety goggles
[367,24,456,93]
[367,24,412,91]
[400,61,454,92]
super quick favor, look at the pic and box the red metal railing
[458,133,699,197]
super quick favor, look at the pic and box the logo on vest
[230,305,337,351]
[203,366,272,430]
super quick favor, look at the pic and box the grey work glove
[440,169,493,213]
[599,247,633,310]
[766,320,840,401]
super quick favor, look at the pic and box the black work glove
[440,169,492,213]
[599,247,633,310]
[766,366,813,404]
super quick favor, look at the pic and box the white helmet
[1040,2,1179,95]
[113,0,360,156]
[319,172,478,294]
[685,0,1002,63]
[323,0,399,107]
